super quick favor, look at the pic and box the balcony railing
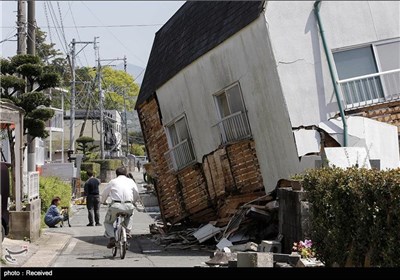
[46,108,64,132]
[164,139,196,171]
[338,69,400,109]
[217,111,251,144]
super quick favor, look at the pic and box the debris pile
[148,189,280,260]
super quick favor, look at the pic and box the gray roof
[136,1,264,109]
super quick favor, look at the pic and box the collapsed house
[135,1,400,227]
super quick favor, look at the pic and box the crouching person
[44,196,65,228]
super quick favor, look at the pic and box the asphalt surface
[1,171,211,268]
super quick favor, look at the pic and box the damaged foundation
[138,97,266,227]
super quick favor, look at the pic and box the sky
[0,1,185,70]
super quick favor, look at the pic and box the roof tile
[136,1,264,108]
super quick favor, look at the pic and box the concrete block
[229,241,258,252]
[228,260,237,267]
[296,257,324,267]
[275,262,293,268]
[205,252,237,266]
[259,240,281,253]
[278,188,309,253]
[273,253,300,266]
[8,199,41,241]
[28,199,41,241]
[9,211,30,240]
[237,252,273,267]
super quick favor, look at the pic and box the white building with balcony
[135,1,399,225]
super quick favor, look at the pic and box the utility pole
[70,39,76,154]
[26,0,35,172]
[121,87,129,156]
[96,42,105,159]
[123,56,129,156]
[27,0,35,55]
[69,38,96,154]
[17,0,26,55]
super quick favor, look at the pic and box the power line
[43,2,53,43]
[2,24,163,29]
[56,2,69,54]
[80,1,146,66]
[0,29,17,44]
[62,1,73,20]
[68,1,89,67]
[46,1,68,54]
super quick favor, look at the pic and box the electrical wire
[2,24,163,29]
[0,30,17,44]
[68,1,89,67]
[62,1,73,21]
[80,1,146,66]
[46,1,68,54]
[43,2,53,44]
[56,2,70,56]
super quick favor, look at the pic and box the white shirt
[101,175,140,204]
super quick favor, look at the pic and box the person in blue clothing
[44,197,65,228]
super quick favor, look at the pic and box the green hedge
[91,159,123,170]
[39,177,72,214]
[81,162,101,178]
[302,167,400,267]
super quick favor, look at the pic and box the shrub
[80,170,89,181]
[76,136,99,161]
[80,162,101,178]
[130,144,145,156]
[91,159,123,170]
[39,176,72,215]
[302,167,400,267]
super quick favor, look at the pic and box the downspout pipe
[314,1,348,147]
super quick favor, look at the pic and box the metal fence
[338,69,400,109]
[28,171,40,201]
[164,139,195,171]
[216,111,251,144]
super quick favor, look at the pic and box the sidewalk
[1,230,72,267]
[1,170,149,268]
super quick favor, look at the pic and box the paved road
[48,171,210,268]
[1,171,211,268]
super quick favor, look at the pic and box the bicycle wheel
[120,227,127,259]
[120,241,126,259]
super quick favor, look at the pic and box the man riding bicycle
[101,167,140,248]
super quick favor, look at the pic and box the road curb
[21,231,73,267]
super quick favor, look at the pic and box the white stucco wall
[321,117,400,169]
[155,1,399,192]
[157,17,300,191]
[360,118,400,169]
[265,1,400,127]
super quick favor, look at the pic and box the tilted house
[135,1,400,225]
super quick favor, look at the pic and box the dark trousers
[87,195,101,224]
[45,216,63,228]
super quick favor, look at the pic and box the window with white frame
[164,115,195,171]
[214,83,251,144]
[333,39,400,107]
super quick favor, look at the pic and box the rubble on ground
[148,189,281,260]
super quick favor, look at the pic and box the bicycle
[112,212,130,259]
